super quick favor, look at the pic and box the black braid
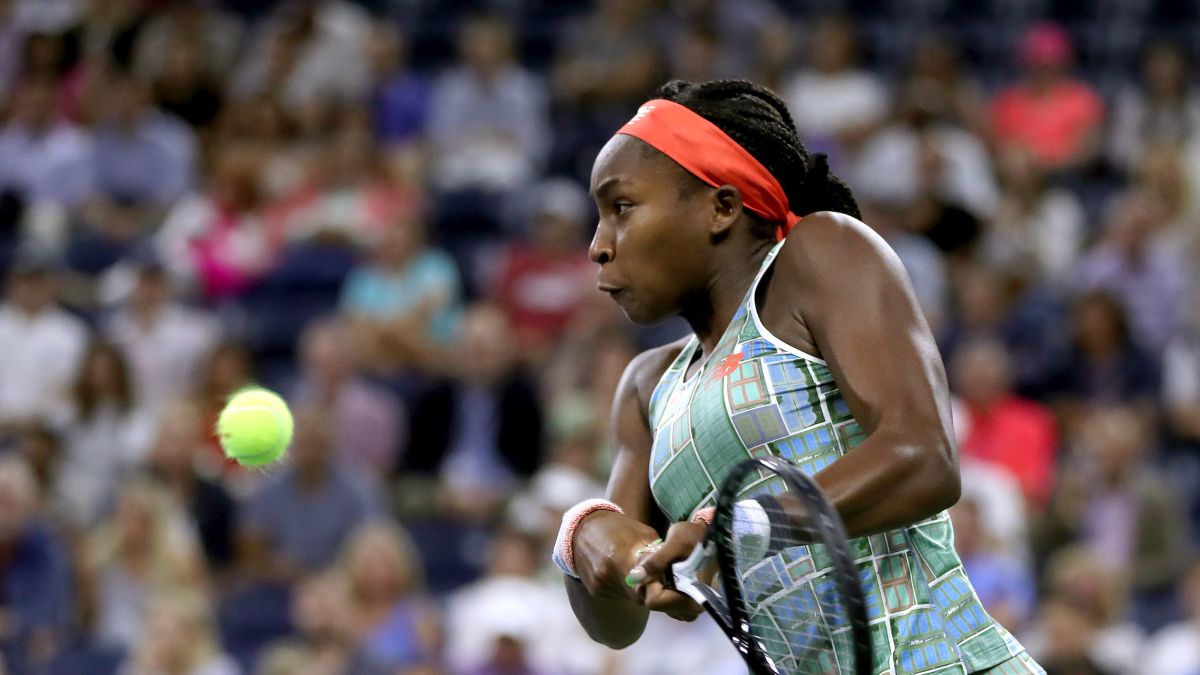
[656,79,861,238]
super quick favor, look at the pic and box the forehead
[589,134,689,197]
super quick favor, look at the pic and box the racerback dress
[647,242,1031,675]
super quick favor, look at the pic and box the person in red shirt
[492,179,594,362]
[952,336,1059,510]
[992,22,1105,171]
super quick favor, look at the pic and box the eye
[613,200,633,215]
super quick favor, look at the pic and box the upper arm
[603,341,683,524]
[779,213,955,458]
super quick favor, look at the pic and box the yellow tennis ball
[217,388,293,467]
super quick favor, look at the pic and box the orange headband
[617,99,801,240]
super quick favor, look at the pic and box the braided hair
[656,79,861,238]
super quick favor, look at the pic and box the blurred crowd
[0,0,1199,673]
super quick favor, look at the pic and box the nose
[588,221,613,265]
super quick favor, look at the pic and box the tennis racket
[665,456,872,675]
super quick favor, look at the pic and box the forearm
[815,431,959,537]
[565,576,649,649]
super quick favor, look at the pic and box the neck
[682,241,772,355]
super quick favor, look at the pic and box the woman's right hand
[571,510,662,601]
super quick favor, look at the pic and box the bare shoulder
[619,336,691,417]
[777,211,906,283]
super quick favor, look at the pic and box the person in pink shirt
[992,23,1105,171]
[952,336,1059,510]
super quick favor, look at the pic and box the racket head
[707,457,873,675]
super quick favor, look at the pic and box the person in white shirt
[1143,559,1200,675]
[104,263,221,418]
[0,260,87,437]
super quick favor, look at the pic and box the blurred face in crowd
[131,268,172,314]
[82,345,126,398]
[1144,43,1189,100]
[204,345,253,398]
[115,483,159,548]
[106,72,152,129]
[0,460,37,542]
[142,596,204,672]
[951,339,1014,408]
[346,526,418,603]
[459,18,515,77]
[159,37,206,88]
[293,574,353,643]
[300,322,351,386]
[6,271,56,315]
[366,23,408,77]
[150,401,204,475]
[290,408,333,477]
[810,16,858,74]
[1079,408,1149,484]
[487,530,539,578]
[10,78,58,129]
[376,215,424,268]
[1073,294,1127,355]
[459,304,516,383]
[212,145,264,211]
[910,37,960,85]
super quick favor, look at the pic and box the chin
[614,296,671,326]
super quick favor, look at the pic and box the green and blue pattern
[647,243,1034,674]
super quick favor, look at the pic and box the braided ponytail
[655,79,861,233]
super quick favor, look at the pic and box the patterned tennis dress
[647,243,1041,675]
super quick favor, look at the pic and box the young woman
[554,79,1043,674]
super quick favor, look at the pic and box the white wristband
[552,498,624,579]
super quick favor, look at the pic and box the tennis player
[552,80,1044,674]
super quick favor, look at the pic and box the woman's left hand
[628,521,707,622]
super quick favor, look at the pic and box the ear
[708,185,743,238]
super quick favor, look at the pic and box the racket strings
[723,483,857,674]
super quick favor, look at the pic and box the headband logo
[627,103,656,125]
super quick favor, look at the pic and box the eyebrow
[591,176,626,201]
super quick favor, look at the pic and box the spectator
[147,399,237,573]
[0,75,94,210]
[446,529,575,675]
[268,116,419,249]
[427,13,549,194]
[1133,144,1198,256]
[118,590,240,675]
[782,14,888,161]
[950,337,1058,509]
[228,0,370,110]
[663,0,791,83]
[407,304,543,519]
[237,407,380,581]
[11,422,60,510]
[157,143,277,299]
[56,341,156,529]
[291,319,404,474]
[1038,407,1187,610]
[949,496,1036,632]
[1027,547,1145,674]
[1076,189,1190,353]
[984,147,1086,288]
[1143,558,1200,675]
[1046,292,1160,429]
[104,261,221,415]
[341,522,439,671]
[853,80,999,218]
[0,456,75,673]
[81,477,205,653]
[1164,294,1200,446]
[0,259,88,438]
[904,35,989,136]
[132,0,243,82]
[146,33,225,131]
[75,67,196,274]
[991,23,1104,171]
[257,573,389,675]
[339,211,462,371]
[492,178,594,361]
[365,21,428,148]
[1109,41,1200,174]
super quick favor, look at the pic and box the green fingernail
[653,538,664,544]
[625,573,638,587]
